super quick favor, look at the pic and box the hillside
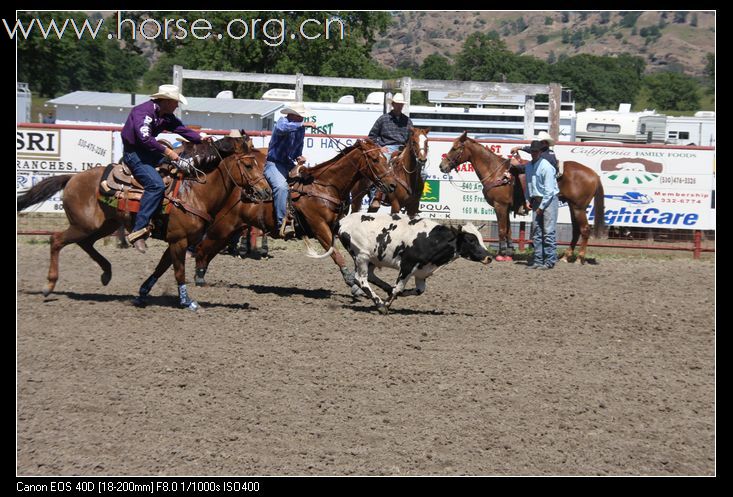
[372,11,715,78]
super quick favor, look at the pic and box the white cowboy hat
[280,102,312,118]
[390,93,406,104]
[150,84,188,105]
[536,131,556,147]
[227,129,242,138]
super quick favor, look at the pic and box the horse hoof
[376,305,389,315]
[186,301,201,311]
[194,277,206,287]
[101,272,111,286]
[42,285,53,298]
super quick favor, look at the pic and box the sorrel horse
[193,139,404,295]
[350,127,430,216]
[17,136,271,310]
[439,132,605,263]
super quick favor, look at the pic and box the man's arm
[538,163,555,211]
[368,116,383,145]
[131,108,167,154]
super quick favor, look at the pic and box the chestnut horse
[17,136,271,310]
[439,132,605,263]
[350,127,430,216]
[193,139,405,295]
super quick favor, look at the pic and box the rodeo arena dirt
[17,227,714,476]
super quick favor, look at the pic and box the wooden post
[549,83,561,143]
[295,73,304,102]
[172,65,184,119]
[523,96,535,140]
[401,77,412,116]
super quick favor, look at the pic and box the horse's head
[177,141,217,170]
[219,149,271,202]
[439,131,470,173]
[357,139,398,195]
[409,127,430,165]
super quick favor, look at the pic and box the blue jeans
[369,145,402,203]
[264,160,292,228]
[530,195,559,267]
[123,149,165,232]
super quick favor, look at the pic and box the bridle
[443,140,512,191]
[357,140,397,195]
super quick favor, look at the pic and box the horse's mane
[461,135,506,164]
[303,140,366,175]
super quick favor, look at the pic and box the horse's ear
[459,131,468,142]
[424,127,431,134]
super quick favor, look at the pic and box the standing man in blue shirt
[265,102,317,237]
[121,84,209,253]
[524,140,560,270]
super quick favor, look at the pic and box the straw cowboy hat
[280,102,312,118]
[536,131,556,147]
[390,93,406,104]
[227,129,243,138]
[150,84,188,105]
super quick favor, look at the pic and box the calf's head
[454,223,492,264]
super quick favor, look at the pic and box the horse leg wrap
[178,284,200,310]
[194,267,207,286]
[139,275,158,298]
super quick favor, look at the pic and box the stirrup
[126,227,150,244]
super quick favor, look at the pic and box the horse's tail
[304,218,340,259]
[17,174,73,212]
[592,179,605,238]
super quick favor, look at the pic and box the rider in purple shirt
[121,84,209,253]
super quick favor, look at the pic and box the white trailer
[576,104,667,144]
[666,112,716,146]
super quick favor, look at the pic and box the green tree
[419,53,454,80]
[17,11,148,97]
[641,72,700,111]
[454,32,515,82]
[704,53,714,93]
[138,11,391,101]
[550,53,645,109]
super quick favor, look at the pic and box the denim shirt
[524,157,559,210]
[266,116,306,166]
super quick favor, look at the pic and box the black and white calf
[337,213,492,313]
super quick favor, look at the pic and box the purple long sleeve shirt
[121,100,202,154]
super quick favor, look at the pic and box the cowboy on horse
[366,93,426,210]
[121,84,212,252]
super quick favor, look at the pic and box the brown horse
[17,136,271,310]
[350,127,430,216]
[193,139,404,295]
[439,132,605,263]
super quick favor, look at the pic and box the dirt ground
[16,238,715,476]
